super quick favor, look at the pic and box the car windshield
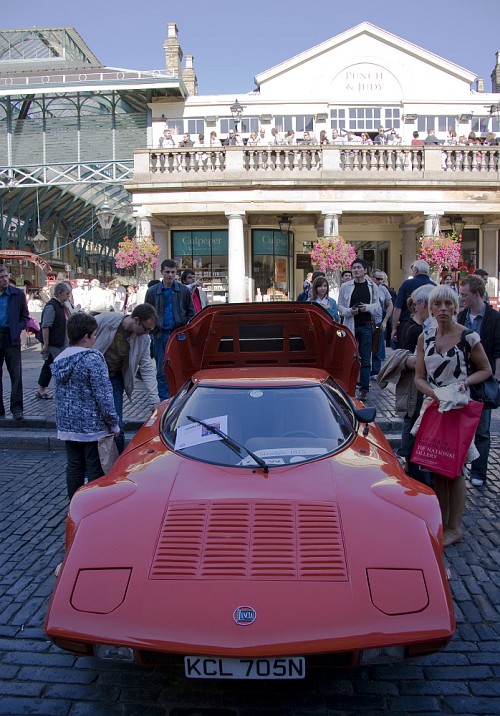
[162,384,354,468]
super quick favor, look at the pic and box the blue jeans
[471,405,491,483]
[152,330,172,401]
[371,325,386,375]
[110,374,125,454]
[355,324,373,391]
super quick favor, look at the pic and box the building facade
[1,22,499,298]
[130,22,500,300]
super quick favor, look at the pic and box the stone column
[225,210,246,303]
[401,224,419,278]
[321,210,342,237]
[153,229,168,274]
[423,212,443,237]
[481,224,500,297]
[135,211,152,240]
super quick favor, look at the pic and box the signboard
[296,253,312,270]
[253,230,289,257]
[172,231,228,257]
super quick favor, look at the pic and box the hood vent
[149,500,348,581]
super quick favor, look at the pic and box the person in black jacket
[145,259,194,400]
[0,265,29,419]
[458,275,500,486]
[36,282,72,399]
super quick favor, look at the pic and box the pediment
[254,23,477,100]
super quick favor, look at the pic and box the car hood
[164,303,359,396]
[47,450,452,655]
[64,442,441,584]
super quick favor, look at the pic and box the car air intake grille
[149,501,348,581]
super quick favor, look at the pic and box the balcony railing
[133,145,500,183]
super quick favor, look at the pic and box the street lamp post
[96,202,114,241]
[230,99,244,133]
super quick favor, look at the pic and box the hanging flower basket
[309,235,358,273]
[114,236,160,273]
[418,231,462,274]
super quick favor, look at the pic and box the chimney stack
[164,23,182,77]
[182,55,198,95]
[491,50,500,93]
[476,78,484,93]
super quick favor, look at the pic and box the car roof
[165,303,359,395]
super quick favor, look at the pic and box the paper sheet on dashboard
[175,415,228,450]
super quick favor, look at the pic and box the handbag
[26,317,43,343]
[470,375,500,410]
[459,329,500,409]
[98,434,119,474]
[411,400,483,479]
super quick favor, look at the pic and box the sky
[3,0,500,97]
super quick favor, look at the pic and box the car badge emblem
[233,606,257,625]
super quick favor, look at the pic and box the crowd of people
[300,256,499,547]
[157,125,499,175]
[0,260,203,498]
[378,261,499,547]
[1,256,498,544]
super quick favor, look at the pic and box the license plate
[184,656,305,679]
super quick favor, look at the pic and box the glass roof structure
[0,27,101,67]
[0,27,186,267]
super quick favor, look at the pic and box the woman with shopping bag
[413,285,491,547]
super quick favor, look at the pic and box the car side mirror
[354,407,376,436]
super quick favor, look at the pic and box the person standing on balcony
[424,129,439,145]
[331,129,344,145]
[179,133,194,148]
[256,128,268,144]
[159,128,176,148]
[225,129,237,146]
[145,259,194,401]
[411,131,424,146]
[247,131,259,146]
[194,133,208,167]
[270,127,285,145]
[209,131,222,147]
[373,126,388,145]
[178,132,194,170]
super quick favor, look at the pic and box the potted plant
[114,236,160,286]
[418,231,462,277]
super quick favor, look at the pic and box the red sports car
[45,303,454,679]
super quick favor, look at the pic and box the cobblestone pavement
[0,452,499,714]
[0,343,499,714]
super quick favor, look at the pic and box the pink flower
[309,236,358,272]
[114,236,160,271]
[418,232,461,273]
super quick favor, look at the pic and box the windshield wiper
[186,416,269,474]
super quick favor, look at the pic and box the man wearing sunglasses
[93,303,159,452]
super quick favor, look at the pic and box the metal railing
[0,159,134,187]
